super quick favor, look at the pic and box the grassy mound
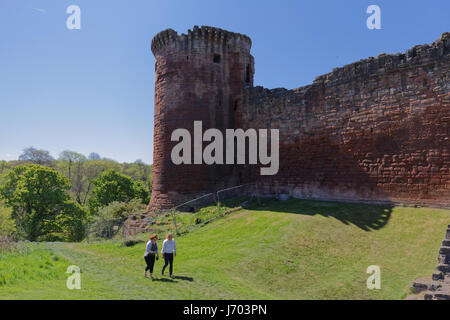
[0,243,69,288]
[0,199,449,299]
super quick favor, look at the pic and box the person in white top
[161,233,176,278]
[144,234,159,279]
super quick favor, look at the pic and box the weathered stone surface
[412,278,431,293]
[411,277,442,293]
[432,271,444,281]
[148,26,254,210]
[411,225,450,300]
[241,32,450,207]
[148,26,450,211]
[434,290,450,300]
[439,246,450,255]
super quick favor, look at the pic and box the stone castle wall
[148,26,450,211]
[241,32,450,207]
[149,26,254,210]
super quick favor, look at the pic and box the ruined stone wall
[410,225,450,300]
[148,26,254,210]
[241,33,450,207]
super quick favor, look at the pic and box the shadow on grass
[123,240,145,247]
[172,195,393,232]
[244,197,393,232]
[174,275,194,282]
[151,277,177,283]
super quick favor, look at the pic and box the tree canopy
[88,169,150,214]
[88,152,101,160]
[0,148,152,242]
[18,147,55,165]
[0,164,86,241]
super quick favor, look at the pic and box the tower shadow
[240,197,393,232]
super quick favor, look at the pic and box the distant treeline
[0,147,152,205]
[0,147,152,242]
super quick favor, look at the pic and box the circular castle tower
[148,26,254,210]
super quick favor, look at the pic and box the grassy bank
[0,199,449,299]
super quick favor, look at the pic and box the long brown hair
[149,234,158,240]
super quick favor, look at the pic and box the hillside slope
[1,199,449,299]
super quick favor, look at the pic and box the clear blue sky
[1,0,449,164]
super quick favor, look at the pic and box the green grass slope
[1,199,449,300]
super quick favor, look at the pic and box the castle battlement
[313,32,450,87]
[151,25,252,55]
[148,26,254,211]
[148,26,450,211]
[244,33,450,111]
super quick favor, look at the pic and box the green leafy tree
[133,180,150,204]
[0,202,15,238]
[80,160,122,204]
[58,151,87,204]
[1,156,152,210]
[123,161,153,194]
[0,160,7,174]
[94,199,145,222]
[88,169,150,214]
[58,150,86,180]
[0,164,86,241]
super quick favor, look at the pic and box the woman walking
[144,234,159,279]
[161,233,176,278]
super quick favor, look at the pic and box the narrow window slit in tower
[245,64,251,83]
[213,54,221,63]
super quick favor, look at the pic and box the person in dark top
[144,234,159,279]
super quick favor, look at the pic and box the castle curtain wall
[148,27,449,211]
[241,33,450,207]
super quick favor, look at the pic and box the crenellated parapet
[148,25,450,211]
[240,32,450,208]
[148,26,254,211]
[314,32,450,87]
[244,32,450,116]
[151,25,252,55]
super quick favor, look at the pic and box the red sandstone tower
[148,26,254,210]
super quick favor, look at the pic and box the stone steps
[436,264,450,273]
[432,272,444,281]
[439,246,450,255]
[411,277,442,293]
[410,225,450,300]
[438,254,450,264]
[424,286,450,300]
[434,292,450,300]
